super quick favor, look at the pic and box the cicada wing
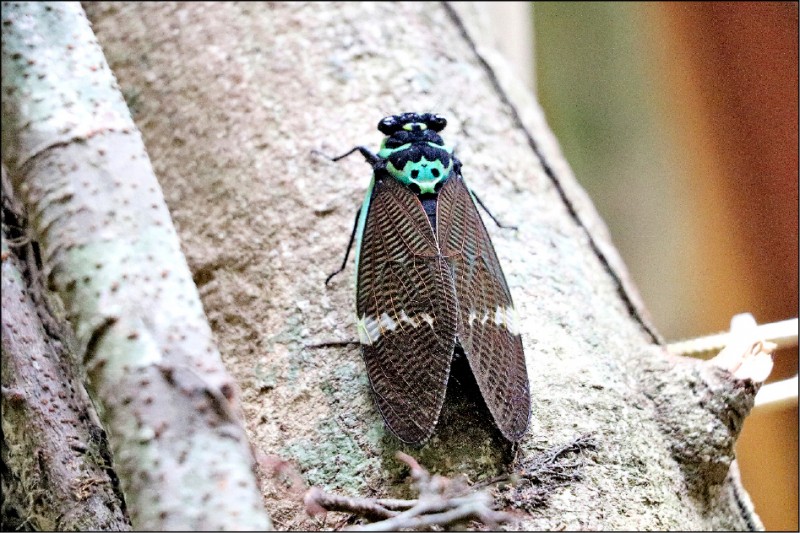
[437,173,531,441]
[356,178,458,444]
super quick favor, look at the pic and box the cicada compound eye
[378,116,400,135]
[427,114,447,132]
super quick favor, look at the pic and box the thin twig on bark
[304,451,514,531]
[496,434,597,510]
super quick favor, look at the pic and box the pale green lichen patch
[283,415,379,494]
[276,345,384,494]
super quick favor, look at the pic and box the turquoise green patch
[354,176,375,288]
[377,142,410,158]
[387,156,452,194]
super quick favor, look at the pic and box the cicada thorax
[385,143,453,193]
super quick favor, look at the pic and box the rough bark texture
[80,2,764,530]
[2,171,129,531]
[1,2,270,529]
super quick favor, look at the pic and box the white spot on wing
[380,312,397,331]
[356,315,372,345]
[494,306,504,325]
[399,310,419,328]
[467,306,521,335]
[356,311,440,344]
[356,314,382,345]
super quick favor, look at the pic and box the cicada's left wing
[356,177,459,444]
[437,173,531,441]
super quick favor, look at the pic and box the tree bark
[1,2,271,530]
[68,1,768,529]
[2,168,129,530]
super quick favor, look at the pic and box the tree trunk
[2,168,130,530]
[7,1,767,529]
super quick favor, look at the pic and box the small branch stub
[646,313,776,499]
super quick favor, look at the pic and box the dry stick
[305,451,514,531]
[374,498,418,511]
[305,434,597,531]
[305,488,399,521]
[471,433,596,492]
[348,498,509,532]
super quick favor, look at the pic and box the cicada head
[376,113,454,195]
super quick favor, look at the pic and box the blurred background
[486,2,798,530]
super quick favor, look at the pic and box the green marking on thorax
[377,139,409,158]
[386,157,452,194]
[377,137,454,195]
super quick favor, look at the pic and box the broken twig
[304,451,514,531]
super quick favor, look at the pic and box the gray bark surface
[2,173,129,530]
[73,2,763,530]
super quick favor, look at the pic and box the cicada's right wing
[437,173,531,442]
